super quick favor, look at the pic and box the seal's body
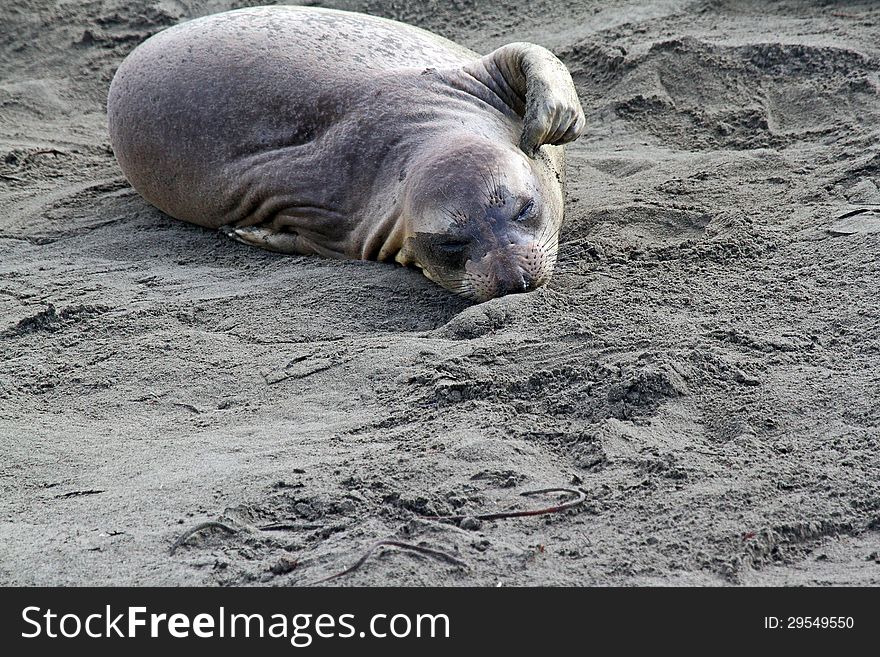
[108,6,585,301]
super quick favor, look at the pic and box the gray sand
[1,0,879,586]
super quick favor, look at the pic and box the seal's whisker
[540,231,561,254]
[437,185,461,216]
[554,241,579,253]
[444,278,469,291]
[488,168,501,198]
[542,222,562,240]
[447,276,477,299]
[533,217,548,247]
[475,168,489,192]
[536,219,556,251]
[538,217,562,245]
[451,281,474,296]
[443,207,468,226]
[541,224,562,244]
[476,169,497,202]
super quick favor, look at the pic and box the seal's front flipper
[220,224,304,254]
[467,43,586,157]
[220,207,348,258]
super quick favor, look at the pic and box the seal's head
[398,135,563,302]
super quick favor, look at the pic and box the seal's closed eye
[515,198,536,221]
[436,238,470,254]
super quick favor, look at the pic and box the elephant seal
[107,5,585,301]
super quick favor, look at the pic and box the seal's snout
[463,242,552,302]
[496,265,537,296]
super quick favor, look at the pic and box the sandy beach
[1,0,879,586]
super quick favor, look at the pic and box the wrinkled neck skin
[442,56,528,122]
[344,65,524,259]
